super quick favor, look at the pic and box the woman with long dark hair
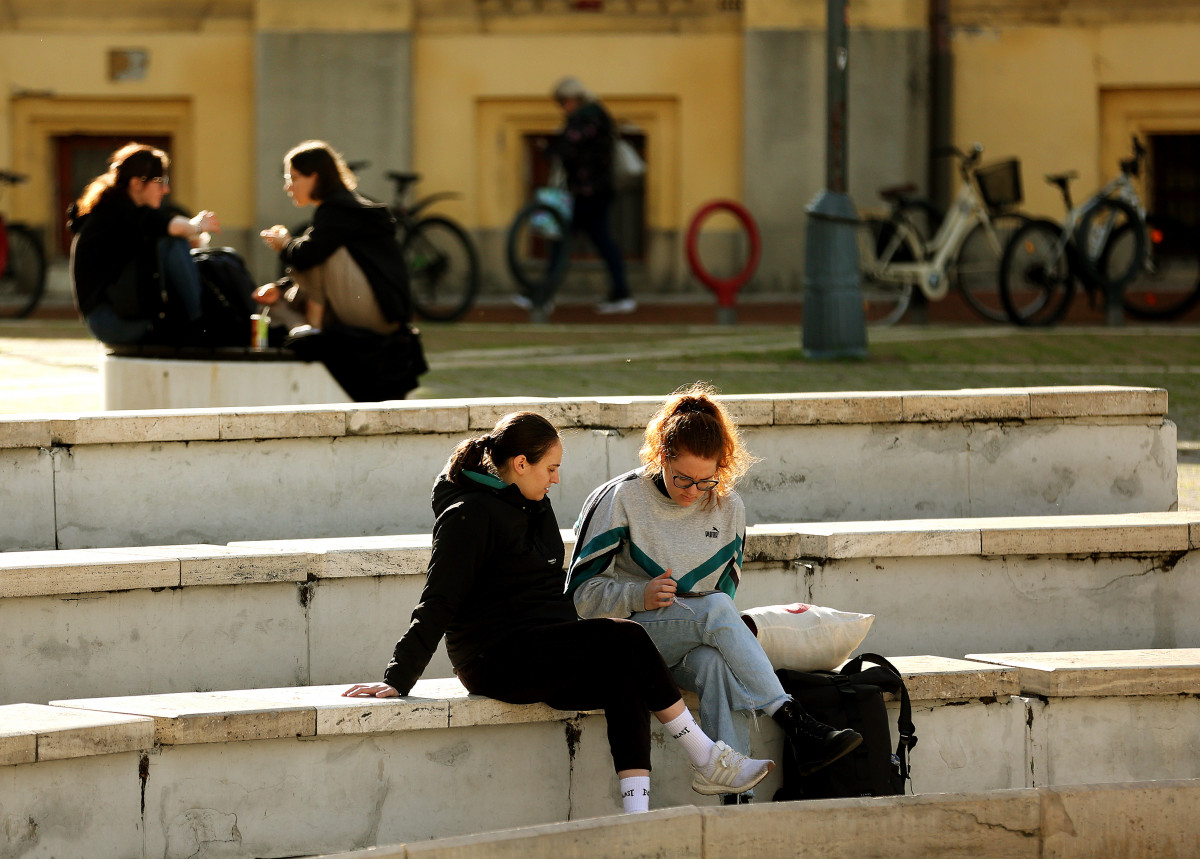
[257,139,410,334]
[69,142,220,344]
[345,411,774,812]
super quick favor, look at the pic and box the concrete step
[3,648,1198,856]
[2,512,1199,706]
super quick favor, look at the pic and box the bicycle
[505,187,573,317]
[857,144,1028,326]
[384,170,480,323]
[0,170,48,319]
[999,136,1200,325]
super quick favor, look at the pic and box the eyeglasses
[671,474,720,492]
[140,176,169,185]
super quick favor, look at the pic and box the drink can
[251,314,269,351]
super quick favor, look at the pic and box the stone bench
[1,656,1020,857]
[7,649,1199,857]
[0,387,1175,551]
[965,648,1200,786]
[101,345,349,410]
[4,512,1200,706]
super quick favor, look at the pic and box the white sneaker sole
[691,760,774,796]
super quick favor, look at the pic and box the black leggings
[456,618,681,773]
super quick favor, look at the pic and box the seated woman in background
[344,411,774,813]
[257,139,410,335]
[69,142,220,345]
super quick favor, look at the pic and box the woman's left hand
[342,682,399,698]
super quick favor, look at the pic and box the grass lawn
[413,324,1200,440]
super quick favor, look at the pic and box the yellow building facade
[0,0,1197,295]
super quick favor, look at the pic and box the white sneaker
[596,298,637,314]
[691,741,774,796]
[512,294,554,315]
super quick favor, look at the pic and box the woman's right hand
[342,682,400,698]
[643,570,677,611]
[260,225,290,252]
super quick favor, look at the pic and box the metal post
[802,0,867,358]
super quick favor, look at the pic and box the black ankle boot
[771,699,863,775]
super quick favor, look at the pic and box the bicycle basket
[974,159,1023,213]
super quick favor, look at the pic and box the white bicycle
[857,144,1027,326]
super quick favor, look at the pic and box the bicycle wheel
[953,214,1026,323]
[895,198,943,245]
[999,219,1075,326]
[1073,197,1142,291]
[860,214,917,326]
[1115,214,1200,320]
[0,224,47,319]
[403,215,480,322]
[506,201,570,307]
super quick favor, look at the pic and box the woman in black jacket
[257,140,411,334]
[345,412,774,813]
[70,142,220,345]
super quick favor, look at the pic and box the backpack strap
[840,653,918,784]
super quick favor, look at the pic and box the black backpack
[774,653,917,801]
[190,246,257,346]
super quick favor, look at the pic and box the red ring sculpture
[685,199,761,307]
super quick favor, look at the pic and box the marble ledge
[747,513,1200,561]
[0,548,181,599]
[0,415,54,448]
[889,656,1020,702]
[43,659,1017,752]
[0,387,1169,449]
[965,649,1200,698]
[105,544,311,587]
[0,703,153,766]
[229,534,434,579]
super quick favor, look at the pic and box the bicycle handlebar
[1119,136,1146,178]
[932,143,985,178]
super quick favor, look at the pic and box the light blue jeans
[635,592,787,758]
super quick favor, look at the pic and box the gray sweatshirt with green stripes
[566,467,745,619]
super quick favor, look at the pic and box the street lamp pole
[801,0,867,358]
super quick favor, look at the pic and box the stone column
[252,0,414,282]
[743,0,929,295]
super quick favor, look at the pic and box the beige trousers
[291,246,399,335]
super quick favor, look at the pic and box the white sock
[662,710,716,768]
[620,775,651,813]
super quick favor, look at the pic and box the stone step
[3,649,1197,856]
[314,780,1200,859]
[0,387,1175,551]
[3,513,1199,706]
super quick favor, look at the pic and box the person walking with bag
[549,76,635,315]
[344,412,774,812]
[567,383,862,803]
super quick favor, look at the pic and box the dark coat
[554,100,615,199]
[383,470,576,695]
[69,195,175,319]
[280,189,412,324]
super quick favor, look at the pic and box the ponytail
[445,412,560,485]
